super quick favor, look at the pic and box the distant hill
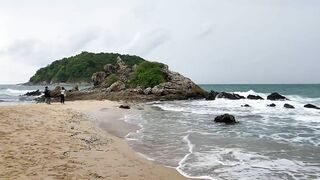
[29,52,145,84]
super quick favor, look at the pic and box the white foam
[5,88,35,95]
[176,134,215,180]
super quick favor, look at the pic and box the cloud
[126,29,171,56]
[197,24,215,38]
[0,27,104,66]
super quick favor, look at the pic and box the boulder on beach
[241,104,251,107]
[247,94,264,100]
[119,105,130,109]
[304,104,320,110]
[214,114,238,124]
[216,92,245,100]
[267,103,276,107]
[284,103,295,109]
[267,92,287,101]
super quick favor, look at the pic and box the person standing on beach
[44,86,51,104]
[60,87,66,104]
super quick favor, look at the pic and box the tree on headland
[29,52,145,84]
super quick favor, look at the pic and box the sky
[0,0,319,84]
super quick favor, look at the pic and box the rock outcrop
[267,103,276,107]
[216,92,245,100]
[214,114,238,124]
[206,91,219,100]
[115,57,132,82]
[267,92,287,101]
[247,94,264,100]
[91,72,106,86]
[304,104,320,109]
[284,103,295,109]
[103,64,116,76]
[23,89,42,96]
[90,56,207,101]
[106,81,126,92]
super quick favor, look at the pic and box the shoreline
[0,100,187,179]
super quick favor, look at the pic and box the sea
[0,84,87,105]
[1,84,320,179]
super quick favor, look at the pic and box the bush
[129,61,166,88]
[105,74,119,87]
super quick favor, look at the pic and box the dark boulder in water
[304,104,320,110]
[247,94,264,100]
[241,104,251,107]
[267,92,287,101]
[284,103,295,109]
[216,92,245,100]
[119,105,130,109]
[214,114,238,124]
[23,89,41,96]
[267,103,276,107]
[206,91,219,100]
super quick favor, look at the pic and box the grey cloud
[127,29,171,56]
[197,24,215,38]
[0,28,104,66]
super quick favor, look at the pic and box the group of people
[44,86,66,104]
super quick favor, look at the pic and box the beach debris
[304,104,320,109]
[247,94,264,100]
[241,104,251,107]
[267,103,276,107]
[214,114,238,124]
[267,92,288,101]
[284,103,295,109]
[119,105,130,109]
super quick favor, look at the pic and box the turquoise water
[200,84,320,98]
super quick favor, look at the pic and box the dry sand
[0,100,187,179]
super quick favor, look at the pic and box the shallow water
[125,86,320,180]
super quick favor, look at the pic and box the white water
[125,90,320,179]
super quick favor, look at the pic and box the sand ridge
[0,100,187,179]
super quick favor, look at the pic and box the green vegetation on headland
[29,51,145,84]
[129,61,166,88]
[27,51,208,101]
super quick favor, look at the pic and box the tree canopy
[29,52,145,84]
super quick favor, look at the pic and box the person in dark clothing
[44,86,51,104]
[60,87,66,104]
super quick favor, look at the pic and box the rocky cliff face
[89,56,207,101]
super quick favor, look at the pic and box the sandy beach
[0,100,187,179]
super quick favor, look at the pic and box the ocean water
[0,84,87,104]
[125,84,320,180]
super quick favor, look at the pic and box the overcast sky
[0,0,319,84]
